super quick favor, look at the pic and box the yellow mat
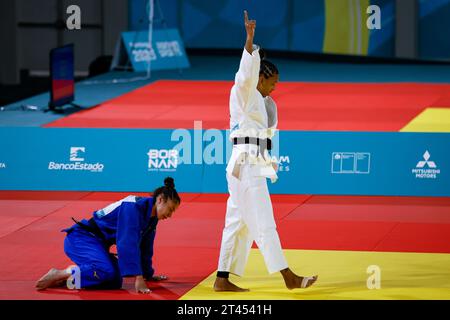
[401,107,450,132]
[180,249,450,300]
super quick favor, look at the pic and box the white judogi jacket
[226,45,278,182]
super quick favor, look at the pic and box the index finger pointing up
[244,10,249,23]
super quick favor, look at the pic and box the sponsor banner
[0,128,201,192]
[268,131,449,196]
[0,128,449,196]
[199,130,450,196]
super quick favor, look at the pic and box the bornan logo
[147,149,178,172]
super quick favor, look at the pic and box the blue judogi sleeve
[116,202,143,277]
[141,228,157,279]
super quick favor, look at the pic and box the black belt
[71,217,108,243]
[232,137,272,151]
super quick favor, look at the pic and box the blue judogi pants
[64,226,123,289]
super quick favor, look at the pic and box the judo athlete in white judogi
[214,11,318,292]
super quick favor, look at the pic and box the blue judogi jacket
[75,195,158,278]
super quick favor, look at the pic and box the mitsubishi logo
[416,151,436,169]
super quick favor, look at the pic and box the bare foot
[54,279,68,288]
[35,268,70,291]
[213,277,250,292]
[281,268,318,290]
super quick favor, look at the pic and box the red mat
[0,191,89,200]
[374,223,450,253]
[1,191,449,299]
[277,220,399,251]
[286,196,450,224]
[44,81,450,131]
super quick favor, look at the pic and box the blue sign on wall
[119,29,190,72]
[0,128,449,196]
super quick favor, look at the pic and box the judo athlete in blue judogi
[36,177,180,294]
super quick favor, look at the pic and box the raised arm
[233,10,261,107]
[244,10,256,54]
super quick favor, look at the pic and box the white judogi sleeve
[227,46,278,183]
[233,46,261,112]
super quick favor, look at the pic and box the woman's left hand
[151,275,169,281]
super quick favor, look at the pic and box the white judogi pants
[217,164,288,276]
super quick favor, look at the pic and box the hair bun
[164,177,175,189]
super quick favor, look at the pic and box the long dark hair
[152,177,181,205]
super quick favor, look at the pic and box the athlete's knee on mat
[85,263,120,284]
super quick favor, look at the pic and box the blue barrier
[0,128,449,196]
[0,128,202,192]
